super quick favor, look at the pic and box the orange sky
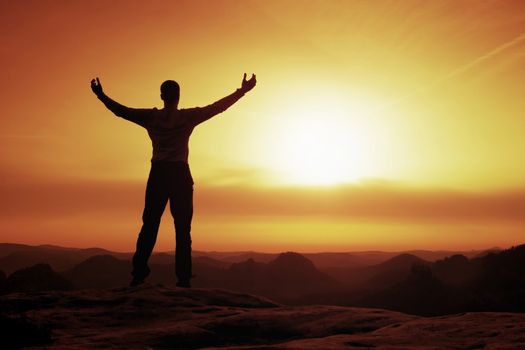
[1,1,525,252]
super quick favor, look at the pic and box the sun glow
[269,89,383,186]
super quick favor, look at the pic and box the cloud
[195,184,525,224]
[0,134,50,138]
[394,30,525,103]
[2,178,525,225]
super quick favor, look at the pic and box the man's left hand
[91,77,104,97]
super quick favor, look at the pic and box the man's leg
[169,178,193,287]
[131,165,168,284]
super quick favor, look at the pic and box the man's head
[160,80,180,105]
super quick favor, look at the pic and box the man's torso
[146,108,195,163]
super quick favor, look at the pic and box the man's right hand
[240,73,256,93]
[91,77,104,97]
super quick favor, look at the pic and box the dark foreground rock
[0,285,523,349]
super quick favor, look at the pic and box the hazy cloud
[2,179,525,224]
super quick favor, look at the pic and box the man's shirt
[98,89,245,163]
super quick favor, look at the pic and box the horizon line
[0,241,511,255]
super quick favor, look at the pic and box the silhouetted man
[90,74,257,287]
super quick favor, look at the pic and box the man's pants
[132,161,194,283]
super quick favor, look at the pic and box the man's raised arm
[90,77,151,128]
[191,73,257,126]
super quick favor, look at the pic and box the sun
[276,118,349,185]
[269,90,379,186]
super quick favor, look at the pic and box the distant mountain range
[0,242,522,316]
[0,243,497,274]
